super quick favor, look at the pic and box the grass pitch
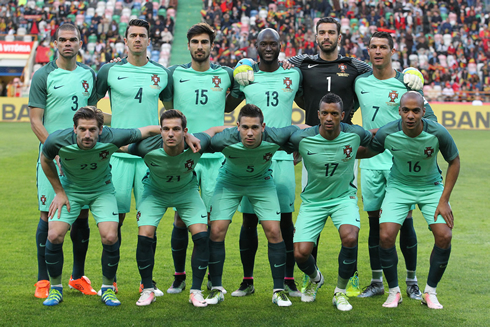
[0,123,489,326]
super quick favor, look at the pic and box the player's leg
[400,209,421,300]
[299,164,314,291]
[168,212,189,293]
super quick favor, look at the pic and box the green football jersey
[370,119,459,186]
[168,63,233,159]
[28,60,98,134]
[231,64,303,160]
[287,124,372,202]
[209,125,299,182]
[42,127,142,192]
[355,70,437,170]
[128,133,211,192]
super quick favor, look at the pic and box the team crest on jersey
[136,211,141,221]
[263,152,273,162]
[211,75,223,91]
[337,63,349,77]
[282,77,294,92]
[150,74,162,89]
[40,195,47,205]
[342,145,353,162]
[185,159,194,171]
[99,150,109,160]
[424,146,434,157]
[82,80,90,95]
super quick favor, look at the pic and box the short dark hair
[73,106,104,128]
[187,22,215,44]
[160,109,187,129]
[370,31,394,50]
[316,17,341,35]
[55,23,81,41]
[126,19,150,38]
[319,93,343,111]
[238,104,264,124]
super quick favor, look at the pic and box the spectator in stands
[442,82,455,101]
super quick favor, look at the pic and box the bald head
[400,91,424,108]
[257,28,280,42]
[256,28,280,66]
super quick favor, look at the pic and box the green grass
[1,123,489,326]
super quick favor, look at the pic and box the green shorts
[137,183,208,228]
[50,188,119,226]
[361,169,391,212]
[210,177,281,222]
[380,180,447,226]
[293,194,361,244]
[239,159,295,214]
[194,157,223,211]
[110,156,147,213]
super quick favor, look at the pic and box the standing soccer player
[205,104,304,307]
[29,23,98,298]
[40,106,160,306]
[288,93,372,311]
[162,23,238,294]
[97,19,172,295]
[360,91,459,309]
[227,28,303,297]
[125,109,226,307]
[355,32,437,299]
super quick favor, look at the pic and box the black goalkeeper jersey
[288,54,371,125]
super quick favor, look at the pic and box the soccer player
[29,23,98,298]
[97,19,172,295]
[287,93,372,311]
[360,91,459,309]
[124,109,227,307]
[205,104,304,307]
[162,22,238,294]
[226,28,303,297]
[354,32,437,299]
[40,106,160,306]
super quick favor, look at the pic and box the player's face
[161,118,187,148]
[125,26,150,56]
[256,33,280,64]
[74,118,102,150]
[188,33,212,63]
[399,96,425,132]
[318,102,344,132]
[316,23,341,55]
[368,37,395,69]
[55,29,82,60]
[237,116,265,149]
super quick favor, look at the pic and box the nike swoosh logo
[208,261,220,265]
[308,64,319,68]
[39,243,46,248]
[274,263,286,268]
[406,244,417,249]
[228,156,239,159]
[112,212,118,216]
[171,247,187,252]
[361,91,369,94]
[368,245,379,249]
[180,79,190,83]
[355,218,360,222]
[276,211,281,215]
[307,151,316,155]
[198,266,207,270]
[108,262,119,267]
[289,202,294,206]
[201,215,207,218]
[54,85,64,89]
[150,163,159,166]
[391,147,401,152]
[343,260,357,265]
[138,264,152,270]
[46,261,60,265]
[81,239,89,243]
[65,158,75,161]
[118,76,128,80]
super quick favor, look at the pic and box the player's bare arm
[40,152,70,219]
[137,125,162,138]
[29,107,48,143]
[434,155,460,229]
[103,112,112,126]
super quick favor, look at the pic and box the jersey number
[246,166,254,173]
[166,175,181,182]
[325,163,339,176]
[135,88,143,103]
[80,163,97,170]
[71,96,78,111]
[407,161,421,172]
[265,91,278,107]
[325,76,331,92]
[195,89,208,105]
[371,106,379,121]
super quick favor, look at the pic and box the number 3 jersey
[42,127,143,192]
[286,124,372,203]
[355,70,437,170]
[128,133,211,193]
[369,119,459,187]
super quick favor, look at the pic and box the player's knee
[341,233,358,248]
[434,228,452,249]
[266,228,282,243]
[101,232,118,245]
[294,248,309,263]
[47,230,65,244]
[379,230,396,248]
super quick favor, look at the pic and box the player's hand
[49,191,70,219]
[403,67,424,90]
[55,155,63,176]
[434,199,454,229]
[233,58,255,86]
[293,151,302,165]
[185,133,201,153]
[281,60,294,70]
[109,57,123,64]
